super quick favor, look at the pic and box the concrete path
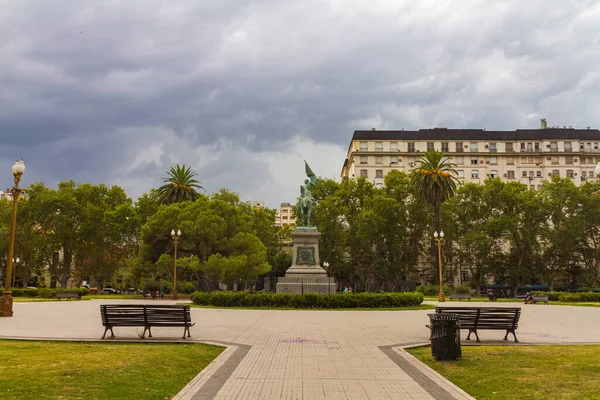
[2,300,599,399]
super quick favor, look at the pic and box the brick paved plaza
[2,300,599,399]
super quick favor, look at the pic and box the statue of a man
[298,161,317,226]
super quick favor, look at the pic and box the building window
[582,171,587,178]
[390,155,398,164]
[550,142,558,152]
[457,170,464,178]
[360,169,368,177]
[470,143,477,152]
[565,142,572,152]
[489,143,497,153]
[376,169,383,178]
[529,170,534,177]
[375,156,383,164]
[408,156,415,166]
[456,156,464,165]
[534,143,540,152]
[552,170,560,176]
[427,142,435,151]
[490,156,497,165]
[390,142,398,152]
[537,185,542,190]
[551,156,559,165]
[441,142,449,152]
[375,142,383,151]
[530,185,536,190]
[522,171,527,177]
[521,143,526,151]
[470,156,478,165]
[471,170,479,178]
[360,142,367,151]
[455,142,463,152]
[490,170,498,178]
[506,143,514,152]
[536,171,542,177]
[567,170,574,178]
[282,216,288,220]
[360,155,367,164]
[408,142,415,152]
[566,156,574,165]
[507,170,515,179]
[507,157,515,165]
[527,143,533,152]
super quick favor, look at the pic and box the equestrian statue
[297,161,317,227]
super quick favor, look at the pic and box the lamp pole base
[438,289,446,303]
[172,290,178,301]
[0,291,14,317]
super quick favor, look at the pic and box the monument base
[276,228,336,294]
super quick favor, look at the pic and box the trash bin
[427,313,462,361]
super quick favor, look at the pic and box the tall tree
[411,150,459,233]
[157,164,204,204]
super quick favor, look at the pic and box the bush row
[557,292,600,302]
[190,291,424,308]
[11,288,90,298]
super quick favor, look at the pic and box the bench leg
[466,329,473,341]
[471,329,480,342]
[504,329,519,343]
[143,326,152,338]
[102,327,115,339]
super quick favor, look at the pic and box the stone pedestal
[276,228,336,294]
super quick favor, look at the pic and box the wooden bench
[527,295,549,305]
[100,305,194,339]
[449,293,472,301]
[436,306,521,342]
[56,292,81,301]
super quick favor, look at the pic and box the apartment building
[275,202,296,227]
[340,122,600,189]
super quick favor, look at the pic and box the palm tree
[411,150,459,233]
[157,164,204,204]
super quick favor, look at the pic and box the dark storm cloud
[1,0,599,205]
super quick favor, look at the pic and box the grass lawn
[0,340,223,400]
[189,304,435,311]
[408,345,600,400]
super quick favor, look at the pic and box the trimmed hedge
[11,288,90,298]
[190,291,424,309]
[558,292,600,302]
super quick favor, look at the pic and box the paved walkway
[2,300,600,399]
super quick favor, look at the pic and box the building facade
[275,202,296,227]
[341,124,600,189]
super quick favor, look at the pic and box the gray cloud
[1,0,600,207]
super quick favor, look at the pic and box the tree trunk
[61,246,72,288]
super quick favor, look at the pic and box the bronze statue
[297,161,317,226]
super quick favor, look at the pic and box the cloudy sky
[2,0,599,208]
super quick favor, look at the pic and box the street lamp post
[434,231,445,303]
[12,258,20,287]
[171,229,182,300]
[1,159,26,317]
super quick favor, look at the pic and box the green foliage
[156,164,204,204]
[558,292,600,302]
[10,288,89,298]
[454,285,471,294]
[416,284,452,296]
[179,281,197,294]
[190,291,424,308]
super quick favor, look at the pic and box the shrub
[558,292,600,302]
[37,288,56,298]
[179,281,197,295]
[532,291,567,301]
[191,291,424,309]
[416,284,452,296]
[455,285,471,294]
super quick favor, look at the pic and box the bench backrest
[100,305,191,325]
[532,296,548,301]
[435,307,521,330]
[57,292,80,297]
